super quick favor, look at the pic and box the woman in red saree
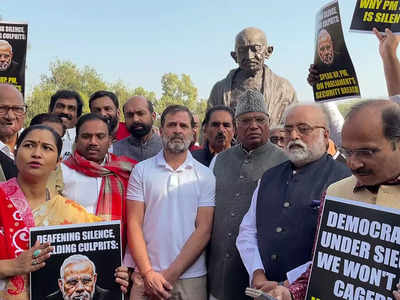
[0,125,128,300]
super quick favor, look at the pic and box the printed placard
[306,196,400,300]
[30,221,122,300]
[313,1,361,102]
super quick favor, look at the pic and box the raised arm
[373,27,400,96]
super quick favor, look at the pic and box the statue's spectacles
[237,44,264,55]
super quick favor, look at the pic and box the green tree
[336,99,363,118]
[25,60,157,125]
[156,73,198,113]
[155,73,206,122]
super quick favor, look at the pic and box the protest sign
[30,221,122,300]
[351,0,400,33]
[0,22,27,95]
[306,196,400,300]
[313,0,361,102]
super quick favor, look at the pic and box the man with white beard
[47,254,111,300]
[236,104,351,290]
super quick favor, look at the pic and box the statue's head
[231,27,273,75]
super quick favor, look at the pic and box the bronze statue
[208,27,298,125]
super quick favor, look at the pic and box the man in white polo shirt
[125,105,215,300]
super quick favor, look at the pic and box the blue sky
[0,0,390,102]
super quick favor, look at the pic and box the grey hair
[282,103,330,128]
[59,254,96,279]
[346,99,400,146]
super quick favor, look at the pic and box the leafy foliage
[25,60,207,126]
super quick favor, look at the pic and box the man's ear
[151,111,156,121]
[93,273,97,284]
[265,46,274,59]
[117,109,121,121]
[230,51,238,63]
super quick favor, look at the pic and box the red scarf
[63,152,137,248]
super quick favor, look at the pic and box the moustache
[287,140,306,150]
[57,113,72,120]
[215,133,226,140]
[170,133,184,141]
[352,167,373,176]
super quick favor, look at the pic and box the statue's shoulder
[208,68,238,107]
[264,65,294,86]
[264,65,297,99]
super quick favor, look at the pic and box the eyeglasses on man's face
[0,105,27,116]
[284,123,326,136]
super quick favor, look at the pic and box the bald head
[123,95,155,140]
[284,104,329,129]
[232,27,273,75]
[235,27,267,49]
[344,99,400,143]
[123,96,153,114]
[0,84,23,104]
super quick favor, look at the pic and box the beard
[0,59,11,71]
[162,133,192,153]
[128,122,152,138]
[61,287,94,300]
[321,52,334,65]
[285,135,326,167]
[103,115,118,133]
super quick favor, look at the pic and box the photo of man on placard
[317,29,335,65]
[0,40,21,75]
[46,254,111,300]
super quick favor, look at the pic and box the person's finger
[260,281,278,292]
[393,290,400,300]
[115,276,129,286]
[115,271,129,281]
[120,285,128,294]
[163,279,173,291]
[373,27,385,41]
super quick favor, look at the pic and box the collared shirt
[0,140,13,160]
[113,133,162,162]
[123,150,216,279]
[0,128,24,160]
[61,128,76,159]
[236,183,264,283]
[61,154,109,213]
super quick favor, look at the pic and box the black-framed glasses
[0,105,27,116]
[284,123,326,136]
[270,136,287,144]
[339,147,380,159]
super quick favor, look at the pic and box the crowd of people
[0,25,400,300]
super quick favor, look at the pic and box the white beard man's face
[62,287,94,300]
[0,53,11,71]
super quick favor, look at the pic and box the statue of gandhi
[208,27,298,125]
